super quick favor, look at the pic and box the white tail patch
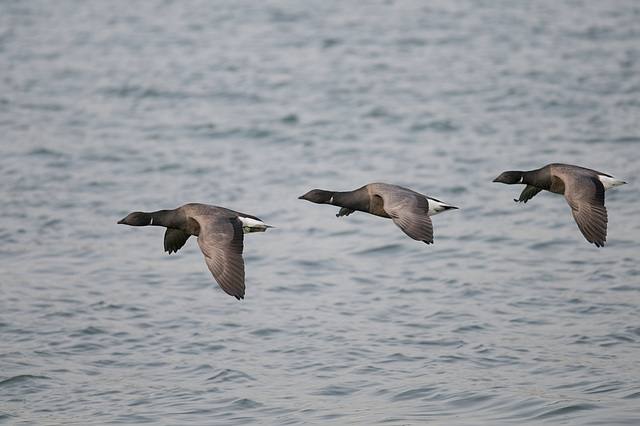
[598,175,626,191]
[238,216,273,233]
[427,198,458,216]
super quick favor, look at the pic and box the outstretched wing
[516,185,543,203]
[562,175,608,247]
[378,190,434,244]
[195,215,246,299]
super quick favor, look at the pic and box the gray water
[1,1,640,424]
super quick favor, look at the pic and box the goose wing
[195,214,246,299]
[516,185,543,203]
[378,189,434,244]
[164,228,190,254]
[560,173,608,247]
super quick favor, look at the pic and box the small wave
[354,243,402,255]
[410,119,461,133]
[0,375,51,387]
[312,384,359,397]
[531,402,600,421]
[19,102,63,111]
[207,369,255,384]
[391,385,439,402]
[231,398,264,409]
[250,328,283,337]
[27,147,69,158]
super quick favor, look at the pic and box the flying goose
[118,203,272,299]
[493,163,626,247]
[298,183,457,244]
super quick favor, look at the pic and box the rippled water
[1,1,640,424]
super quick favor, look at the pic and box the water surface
[1,1,639,424]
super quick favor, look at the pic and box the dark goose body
[493,163,626,247]
[118,203,272,300]
[299,183,457,244]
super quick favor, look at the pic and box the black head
[298,189,334,204]
[117,211,152,226]
[493,171,524,185]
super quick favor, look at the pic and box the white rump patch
[598,175,626,191]
[238,216,273,233]
[427,199,457,216]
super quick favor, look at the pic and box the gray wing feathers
[196,215,246,299]
[381,190,434,244]
[563,175,608,247]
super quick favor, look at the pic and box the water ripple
[1,0,639,424]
